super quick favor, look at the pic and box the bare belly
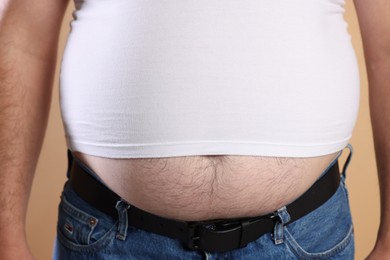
[73,151,339,221]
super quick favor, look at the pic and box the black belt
[67,150,341,252]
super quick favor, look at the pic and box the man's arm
[0,0,68,258]
[353,0,390,258]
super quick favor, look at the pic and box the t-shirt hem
[65,138,351,159]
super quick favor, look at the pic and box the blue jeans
[53,146,354,259]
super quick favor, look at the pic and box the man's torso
[61,0,358,221]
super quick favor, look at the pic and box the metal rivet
[89,218,97,226]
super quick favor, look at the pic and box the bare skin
[74,152,339,221]
[0,0,389,259]
[0,0,69,259]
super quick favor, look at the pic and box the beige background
[26,1,378,259]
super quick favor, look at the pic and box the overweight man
[1,0,389,259]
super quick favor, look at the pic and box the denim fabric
[53,145,354,260]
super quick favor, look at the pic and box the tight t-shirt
[59,0,360,158]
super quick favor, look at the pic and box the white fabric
[59,0,360,158]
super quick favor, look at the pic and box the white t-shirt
[59,0,360,158]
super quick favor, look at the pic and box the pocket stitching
[61,195,98,224]
[284,223,353,259]
[57,190,118,252]
[57,222,117,253]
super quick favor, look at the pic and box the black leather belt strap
[67,150,341,252]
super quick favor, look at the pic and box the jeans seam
[61,195,97,224]
[284,223,354,259]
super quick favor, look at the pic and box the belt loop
[66,149,74,179]
[342,144,353,180]
[115,200,131,241]
[273,206,291,245]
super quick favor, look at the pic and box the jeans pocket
[56,182,118,253]
[283,182,354,259]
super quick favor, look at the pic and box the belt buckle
[186,220,242,251]
[186,215,277,252]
